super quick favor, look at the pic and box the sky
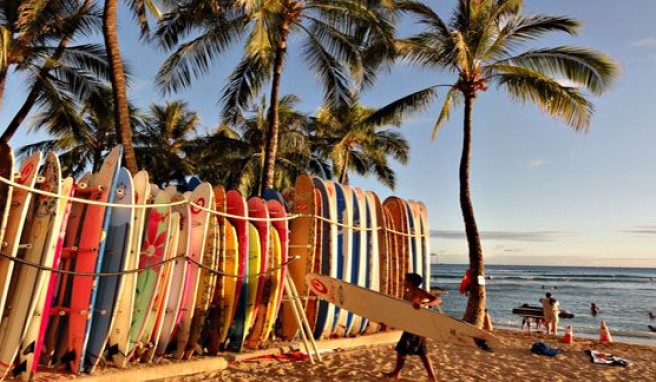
[2,1,656,268]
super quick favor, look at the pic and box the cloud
[431,230,565,242]
[526,159,549,169]
[622,225,656,237]
[630,37,656,47]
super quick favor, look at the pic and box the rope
[0,250,296,278]
[0,174,429,238]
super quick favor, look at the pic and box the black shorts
[395,331,427,356]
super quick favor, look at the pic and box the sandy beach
[158,330,655,382]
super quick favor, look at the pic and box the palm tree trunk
[0,68,8,128]
[339,148,350,184]
[260,11,292,194]
[460,93,486,327]
[103,0,138,174]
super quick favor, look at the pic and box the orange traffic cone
[483,310,494,331]
[561,325,574,343]
[600,320,613,343]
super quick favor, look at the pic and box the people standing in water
[590,303,600,316]
[539,292,560,335]
[649,311,655,320]
[384,273,440,381]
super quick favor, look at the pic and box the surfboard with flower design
[128,192,171,359]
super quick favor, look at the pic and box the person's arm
[412,290,441,309]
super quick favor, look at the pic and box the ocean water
[431,264,656,345]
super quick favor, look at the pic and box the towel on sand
[586,349,635,367]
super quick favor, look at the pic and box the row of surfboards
[0,144,430,379]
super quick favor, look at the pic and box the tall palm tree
[0,0,109,142]
[315,102,410,189]
[135,100,200,186]
[384,0,618,326]
[103,0,162,174]
[155,0,396,193]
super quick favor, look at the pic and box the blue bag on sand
[531,342,561,357]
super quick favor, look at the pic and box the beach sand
[161,330,655,382]
[35,329,655,381]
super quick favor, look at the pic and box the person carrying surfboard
[384,273,440,381]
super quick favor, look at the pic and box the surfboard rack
[283,272,322,364]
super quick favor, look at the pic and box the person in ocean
[384,273,440,381]
[590,303,600,316]
[649,311,655,320]
[539,292,560,335]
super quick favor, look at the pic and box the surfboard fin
[12,361,27,377]
[22,341,35,355]
[474,338,493,352]
[60,349,76,364]
[106,344,119,356]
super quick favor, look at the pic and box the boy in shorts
[384,273,440,381]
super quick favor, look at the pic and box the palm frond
[494,65,594,130]
[366,86,438,127]
[394,0,449,38]
[220,53,271,123]
[156,14,249,93]
[300,23,352,109]
[485,15,580,59]
[491,46,618,95]
[431,86,462,140]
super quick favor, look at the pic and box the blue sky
[2,1,656,267]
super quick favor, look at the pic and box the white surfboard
[306,274,500,349]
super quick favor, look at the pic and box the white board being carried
[306,274,500,350]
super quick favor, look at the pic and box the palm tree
[314,101,410,190]
[0,0,109,142]
[192,94,316,196]
[155,0,396,193]
[103,0,162,174]
[134,100,200,186]
[385,0,618,326]
[19,86,144,175]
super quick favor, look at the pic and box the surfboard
[16,177,73,381]
[184,183,218,359]
[0,151,58,379]
[154,194,190,360]
[203,186,227,355]
[0,151,41,332]
[224,190,248,351]
[417,202,431,291]
[332,182,352,337]
[108,170,150,368]
[263,199,288,337]
[173,183,211,358]
[256,223,283,345]
[280,174,316,340]
[244,198,270,349]
[128,192,172,360]
[61,146,121,373]
[383,197,407,298]
[0,142,13,253]
[84,167,135,373]
[303,188,323,333]
[142,211,180,363]
[362,191,384,334]
[246,198,269,321]
[306,274,500,349]
[226,222,259,352]
[367,192,389,297]
[216,221,238,347]
[344,185,365,336]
